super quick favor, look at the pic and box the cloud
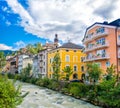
[13,40,26,50]
[5,20,11,26]
[5,0,120,44]
[0,44,12,50]
[93,0,117,19]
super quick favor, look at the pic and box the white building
[32,55,39,78]
[18,54,33,73]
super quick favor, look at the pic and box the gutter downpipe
[115,26,119,82]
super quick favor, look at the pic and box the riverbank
[7,73,120,108]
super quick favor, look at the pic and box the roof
[59,42,83,49]
[83,18,120,41]
[109,18,120,27]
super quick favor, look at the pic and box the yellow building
[47,42,86,80]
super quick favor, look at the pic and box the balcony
[83,29,109,44]
[92,30,108,39]
[83,36,93,44]
[84,54,110,62]
[84,42,109,53]
[94,54,110,60]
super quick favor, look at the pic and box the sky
[0,0,120,50]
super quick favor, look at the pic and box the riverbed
[17,82,100,108]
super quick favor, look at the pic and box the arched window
[74,65,77,71]
[73,73,78,79]
[65,55,70,62]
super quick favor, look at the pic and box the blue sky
[0,0,120,50]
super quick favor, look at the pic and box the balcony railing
[84,54,110,62]
[92,30,108,39]
[84,42,109,53]
[83,29,109,44]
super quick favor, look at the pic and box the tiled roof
[59,42,83,49]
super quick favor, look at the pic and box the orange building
[82,19,120,75]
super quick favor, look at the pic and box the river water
[17,82,100,108]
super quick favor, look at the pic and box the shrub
[0,75,23,108]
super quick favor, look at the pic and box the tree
[35,43,43,53]
[62,66,73,81]
[106,64,116,80]
[21,63,32,81]
[0,75,23,108]
[0,52,6,71]
[52,53,61,81]
[87,63,102,84]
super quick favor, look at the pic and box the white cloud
[13,40,26,50]
[5,0,120,44]
[0,44,12,50]
[6,20,11,26]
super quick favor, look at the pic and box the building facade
[47,42,86,80]
[38,49,50,78]
[82,19,120,74]
[18,54,33,73]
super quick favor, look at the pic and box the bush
[36,77,52,87]
[68,82,89,98]
[48,81,60,90]
[98,78,120,108]
[0,75,23,108]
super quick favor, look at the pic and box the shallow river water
[17,82,101,108]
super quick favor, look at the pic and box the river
[17,82,101,108]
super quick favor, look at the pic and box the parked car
[70,79,84,83]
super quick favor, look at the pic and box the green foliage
[87,63,102,84]
[36,77,52,87]
[0,75,23,108]
[98,78,120,107]
[62,66,73,81]
[0,52,6,71]
[52,53,61,81]
[106,64,116,80]
[20,63,32,82]
[68,82,89,98]
[48,81,60,90]
[26,43,43,54]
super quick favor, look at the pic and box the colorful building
[47,42,86,80]
[82,19,120,75]
[38,34,59,78]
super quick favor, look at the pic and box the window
[66,55,70,62]
[74,65,77,71]
[74,50,77,52]
[96,49,106,57]
[73,56,77,62]
[81,57,85,62]
[73,73,78,79]
[66,50,69,52]
[96,27,105,34]
[81,66,84,72]
[106,61,110,67]
[50,58,53,63]
[96,38,105,45]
